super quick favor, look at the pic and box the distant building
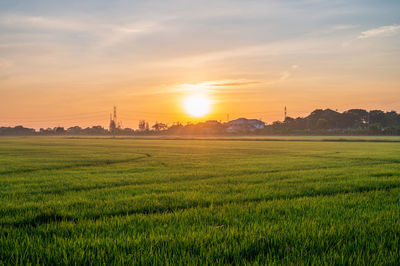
[202,120,224,134]
[204,120,221,126]
[226,118,265,133]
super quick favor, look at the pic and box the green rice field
[0,137,400,265]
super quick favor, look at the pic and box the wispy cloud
[0,14,164,50]
[209,80,263,87]
[180,80,262,91]
[319,24,359,34]
[143,80,265,96]
[0,15,86,31]
[332,25,359,31]
[0,58,13,69]
[279,71,291,81]
[358,25,400,39]
[96,21,161,49]
[154,37,332,68]
[275,64,299,83]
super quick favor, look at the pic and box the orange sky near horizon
[2,75,399,129]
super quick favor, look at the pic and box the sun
[183,94,212,118]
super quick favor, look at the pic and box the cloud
[209,80,263,87]
[332,25,359,31]
[96,21,161,49]
[279,71,291,81]
[144,80,265,96]
[0,58,13,82]
[358,25,400,39]
[319,24,359,34]
[0,15,86,31]
[0,58,13,69]
[180,80,262,90]
[0,14,164,51]
[271,65,299,84]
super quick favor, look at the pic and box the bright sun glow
[183,94,212,118]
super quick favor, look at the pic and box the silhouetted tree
[138,120,146,131]
[369,123,382,134]
[369,110,385,126]
[152,122,168,131]
[0,126,36,136]
[316,118,328,129]
[54,127,65,135]
[67,126,82,135]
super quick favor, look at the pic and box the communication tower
[109,106,120,134]
[284,106,287,121]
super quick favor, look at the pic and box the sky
[0,0,399,129]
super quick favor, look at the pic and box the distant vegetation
[0,138,399,264]
[2,108,400,136]
[269,108,400,135]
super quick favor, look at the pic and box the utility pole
[109,106,118,138]
[284,106,287,121]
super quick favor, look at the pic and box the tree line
[270,108,400,135]
[1,108,400,136]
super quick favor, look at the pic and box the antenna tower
[284,106,287,121]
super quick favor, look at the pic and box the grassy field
[0,137,399,265]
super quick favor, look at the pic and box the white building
[226,118,265,133]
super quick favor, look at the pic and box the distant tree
[346,109,369,126]
[152,122,168,131]
[384,111,400,127]
[306,109,340,129]
[160,123,168,130]
[138,120,146,131]
[369,110,385,126]
[40,128,54,135]
[384,126,399,135]
[369,123,382,134]
[316,118,328,129]
[90,126,107,135]
[284,116,295,123]
[54,127,65,134]
[0,126,36,136]
[121,128,135,135]
[167,122,184,134]
[67,126,82,135]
